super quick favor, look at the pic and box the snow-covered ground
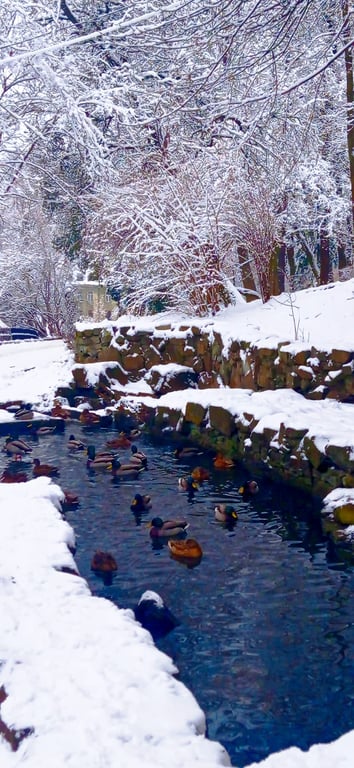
[0,279,354,767]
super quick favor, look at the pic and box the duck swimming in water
[213,453,235,469]
[148,517,189,539]
[91,550,118,573]
[68,434,86,451]
[168,538,203,565]
[134,590,179,640]
[111,458,143,479]
[214,504,238,523]
[86,446,113,471]
[178,475,199,498]
[239,480,259,498]
[33,458,60,477]
[106,434,132,450]
[0,469,28,483]
[174,445,203,459]
[130,493,152,513]
[2,437,33,456]
[191,466,210,482]
[130,444,148,467]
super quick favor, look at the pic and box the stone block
[209,405,236,437]
[185,401,207,425]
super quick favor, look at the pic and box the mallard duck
[91,550,118,573]
[106,434,132,450]
[214,504,238,523]
[111,458,143,479]
[62,490,80,509]
[213,453,235,469]
[33,458,60,477]
[2,437,33,456]
[68,434,86,451]
[148,517,189,539]
[178,476,199,496]
[239,480,259,497]
[14,403,34,420]
[174,445,203,459]
[86,446,113,471]
[0,469,28,483]
[27,424,56,436]
[191,466,210,482]
[130,493,152,513]
[134,590,179,639]
[79,409,101,426]
[168,538,203,563]
[130,444,148,466]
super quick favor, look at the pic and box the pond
[2,422,354,767]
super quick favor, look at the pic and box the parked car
[10,326,41,341]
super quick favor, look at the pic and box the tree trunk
[237,246,258,300]
[343,1,354,258]
[269,242,286,296]
[319,231,333,285]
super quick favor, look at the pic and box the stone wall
[74,322,354,403]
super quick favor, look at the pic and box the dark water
[2,423,354,767]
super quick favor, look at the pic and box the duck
[127,428,142,440]
[91,550,118,573]
[239,480,259,498]
[2,437,33,456]
[51,403,71,419]
[27,424,56,436]
[214,504,238,523]
[168,538,203,565]
[14,403,34,420]
[111,458,143,479]
[130,444,148,467]
[0,469,28,483]
[106,434,132,450]
[148,517,189,539]
[130,493,152,513]
[79,409,101,426]
[86,446,113,471]
[213,453,235,469]
[61,490,80,510]
[174,445,203,459]
[133,590,179,640]
[68,434,86,451]
[178,475,199,497]
[33,458,60,477]
[191,466,210,482]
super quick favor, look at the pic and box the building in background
[75,279,118,321]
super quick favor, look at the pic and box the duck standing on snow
[148,517,189,539]
[14,403,34,420]
[134,590,179,640]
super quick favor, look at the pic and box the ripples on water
[2,424,354,767]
